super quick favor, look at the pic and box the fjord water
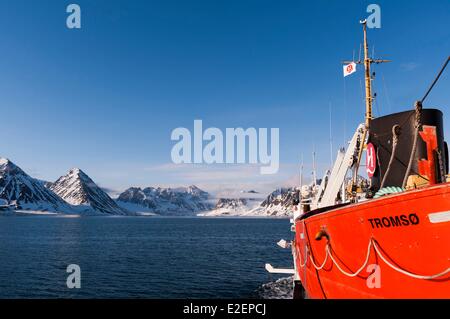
[0,216,292,298]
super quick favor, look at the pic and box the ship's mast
[343,20,390,129]
[362,20,373,128]
[343,19,390,197]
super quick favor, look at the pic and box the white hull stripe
[428,211,450,224]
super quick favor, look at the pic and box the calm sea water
[0,216,293,298]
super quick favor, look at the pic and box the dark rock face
[0,158,72,212]
[49,168,127,215]
[257,188,298,216]
[260,188,297,208]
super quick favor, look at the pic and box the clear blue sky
[0,0,449,196]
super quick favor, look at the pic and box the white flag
[343,62,357,77]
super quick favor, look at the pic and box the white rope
[326,240,373,277]
[372,240,450,280]
[300,247,308,268]
[309,246,329,270]
[297,238,450,280]
[294,245,308,268]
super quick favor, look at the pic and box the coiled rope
[373,186,405,199]
[295,238,450,280]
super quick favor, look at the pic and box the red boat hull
[294,183,450,298]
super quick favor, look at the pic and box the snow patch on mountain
[116,185,212,215]
[198,198,261,216]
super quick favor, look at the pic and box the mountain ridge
[0,158,73,212]
[0,156,294,217]
[116,185,212,215]
[49,168,128,215]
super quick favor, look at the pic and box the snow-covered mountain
[116,185,212,215]
[49,168,128,215]
[0,158,73,212]
[200,188,297,217]
[198,198,261,216]
[0,156,296,217]
[249,188,297,217]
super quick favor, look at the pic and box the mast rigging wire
[421,56,450,104]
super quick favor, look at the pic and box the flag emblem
[343,62,357,77]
